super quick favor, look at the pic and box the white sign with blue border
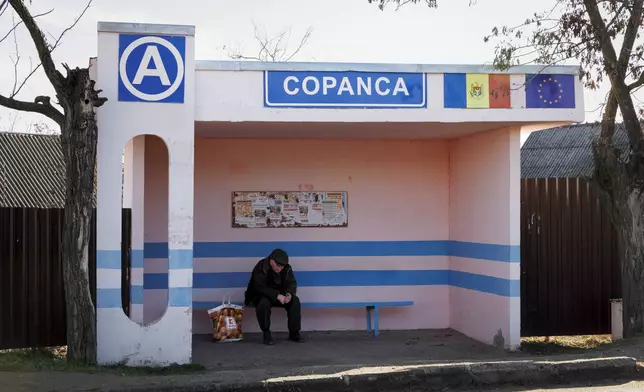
[264,71,426,108]
[118,34,186,103]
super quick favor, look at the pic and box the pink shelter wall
[448,127,521,349]
[194,139,449,241]
[143,137,452,333]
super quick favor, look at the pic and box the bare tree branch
[11,60,41,98]
[0,0,8,16]
[1,0,95,126]
[12,1,92,98]
[2,0,94,117]
[284,27,312,62]
[0,93,64,125]
[229,22,313,62]
[9,11,19,97]
[8,0,65,94]
[0,2,67,124]
[54,0,92,50]
[0,7,53,44]
[27,120,59,135]
[7,111,18,132]
[368,0,439,11]
[628,73,644,90]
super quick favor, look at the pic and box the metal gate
[520,178,621,336]
[0,207,131,349]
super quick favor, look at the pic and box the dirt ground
[3,329,644,392]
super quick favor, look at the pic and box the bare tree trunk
[0,0,107,364]
[619,190,644,336]
[594,137,644,338]
[585,0,644,338]
[59,67,102,364]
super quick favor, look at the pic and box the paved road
[464,381,644,391]
[530,384,644,391]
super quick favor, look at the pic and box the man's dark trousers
[254,294,302,333]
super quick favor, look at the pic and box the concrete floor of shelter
[8,329,644,392]
[192,328,517,373]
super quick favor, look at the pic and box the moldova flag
[443,73,511,109]
[525,74,575,108]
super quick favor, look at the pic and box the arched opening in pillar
[121,134,169,325]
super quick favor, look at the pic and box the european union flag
[525,74,576,108]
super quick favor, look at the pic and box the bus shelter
[93,21,584,365]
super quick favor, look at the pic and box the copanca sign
[264,70,426,108]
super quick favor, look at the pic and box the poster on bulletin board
[232,191,348,228]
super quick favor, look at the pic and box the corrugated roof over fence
[0,132,66,208]
[521,123,629,179]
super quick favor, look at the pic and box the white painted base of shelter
[93,21,584,365]
[97,308,192,366]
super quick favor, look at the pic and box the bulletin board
[232,191,348,228]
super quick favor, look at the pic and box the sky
[0,0,611,133]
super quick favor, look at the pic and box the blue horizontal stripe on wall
[131,285,144,305]
[143,241,519,262]
[143,270,519,297]
[450,271,519,297]
[144,270,448,289]
[97,250,123,269]
[145,241,449,258]
[97,288,124,308]
[131,250,144,268]
[169,249,193,269]
[169,287,192,307]
[449,241,520,263]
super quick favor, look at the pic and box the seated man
[244,248,302,345]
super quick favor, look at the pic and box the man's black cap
[270,248,289,266]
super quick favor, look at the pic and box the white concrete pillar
[506,127,522,349]
[448,126,521,351]
[95,21,195,366]
[122,136,145,324]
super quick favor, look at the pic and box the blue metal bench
[193,300,414,337]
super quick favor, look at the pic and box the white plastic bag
[207,296,244,343]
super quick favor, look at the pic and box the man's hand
[277,294,287,304]
[284,293,292,304]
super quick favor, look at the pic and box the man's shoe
[289,332,302,342]
[263,331,274,345]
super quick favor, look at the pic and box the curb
[116,356,639,392]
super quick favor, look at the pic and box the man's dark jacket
[244,257,298,306]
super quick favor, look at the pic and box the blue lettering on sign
[264,71,426,108]
[118,34,186,103]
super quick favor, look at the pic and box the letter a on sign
[133,46,171,86]
[118,34,186,103]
